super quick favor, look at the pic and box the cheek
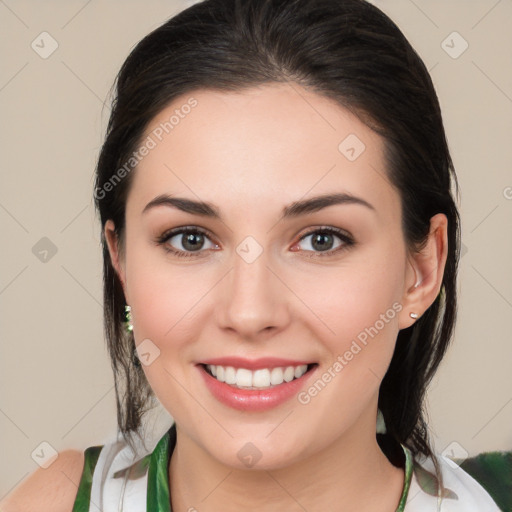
[124,246,174,346]
[297,271,402,426]
[125,246,216,359]
[125,253,204,414]
[292,259,402,344]
[289,257,404,411]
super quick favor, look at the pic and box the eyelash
[155,226,355,259]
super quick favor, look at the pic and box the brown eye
[293,227,355,257]
[157,227,219,258]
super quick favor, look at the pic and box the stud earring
[409,312,419,319]
[125,304,133,332]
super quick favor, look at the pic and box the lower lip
[198,364,317,412]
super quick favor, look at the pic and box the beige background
[1,0,511,499]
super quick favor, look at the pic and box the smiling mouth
[201,363,317,390]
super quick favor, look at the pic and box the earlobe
[400,213,448,329]
[399,258,424,329]
[104,220,127,297]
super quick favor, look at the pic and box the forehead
[127,83,400,224]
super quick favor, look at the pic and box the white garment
[87,435,155,512]
[405,453,501,511]
[83,433,501,512]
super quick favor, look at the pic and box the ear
[399,213,448,330]
[104,219,128,302]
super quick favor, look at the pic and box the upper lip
[198,357,314,370]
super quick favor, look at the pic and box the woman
[2,0,507,510]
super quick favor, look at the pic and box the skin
[103,82,448,512]
[0,449,84,511]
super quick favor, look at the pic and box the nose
[215,243,291,341]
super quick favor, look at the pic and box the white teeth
[294,365,305,378]
[206,364,308,389]
[224,366,236,385]
[270,367,284,385]
[253,369,270,387]
[283,366,295,382]
[236,368,253,387]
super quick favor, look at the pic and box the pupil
[313,233,332,251]
[183,233,203,251]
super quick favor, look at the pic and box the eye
[156,227,219,258]
[156,225,355,259]
[291,227,355,257]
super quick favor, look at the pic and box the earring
[125,304,134,332]
[409,312,419,319]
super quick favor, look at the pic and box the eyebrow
[142,192,376,220]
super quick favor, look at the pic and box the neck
[168,412,405,512]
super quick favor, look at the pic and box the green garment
[72,423,509,511]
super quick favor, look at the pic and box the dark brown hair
[94,0,460,488]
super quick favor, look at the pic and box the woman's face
[106,83,435,469]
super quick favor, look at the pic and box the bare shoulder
[0,449,85,512]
